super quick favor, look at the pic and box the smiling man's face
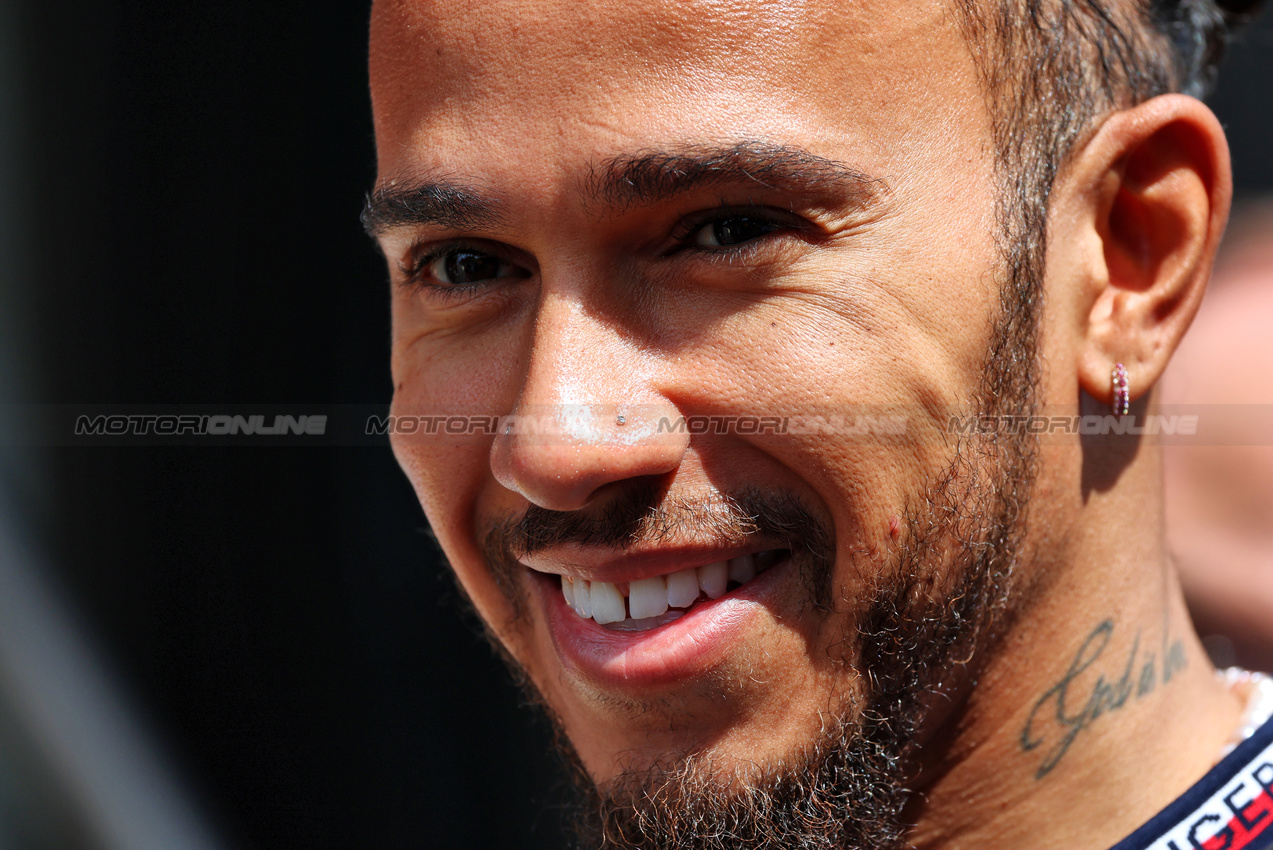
[370,0,1035,838]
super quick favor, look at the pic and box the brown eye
[429,249,528,285]
[694,216,783,248]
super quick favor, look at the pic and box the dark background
[1,3,568,849]
[0,4,1269,849]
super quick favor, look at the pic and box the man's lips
[522,546,793,687]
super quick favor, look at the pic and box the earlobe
[1068,94,1231,408]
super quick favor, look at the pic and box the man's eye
[427,249,527,285]
[693,216,784,249]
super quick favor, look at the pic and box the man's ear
[1053,94,1231,408]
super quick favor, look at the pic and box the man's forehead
[370,0,969,130]
[369,0,989,210]
[371,0,887,76]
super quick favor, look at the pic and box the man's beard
[567,443,1034,850]
[472,281,1041,849]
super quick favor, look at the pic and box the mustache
[481,486,836,618]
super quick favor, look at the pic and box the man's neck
[908,440,1245,850]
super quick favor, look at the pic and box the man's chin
[566,712,910,850]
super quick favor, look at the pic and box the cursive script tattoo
[1020,618,1186,778]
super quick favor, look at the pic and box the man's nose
[489,297,688,512]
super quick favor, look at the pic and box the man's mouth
[556,549,790,631]
[519,543,797,687]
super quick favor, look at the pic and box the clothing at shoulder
[1110,676,1273,850]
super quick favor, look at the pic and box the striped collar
[1109,712,1273,850]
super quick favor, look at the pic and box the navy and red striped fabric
[1111,716,1273,850]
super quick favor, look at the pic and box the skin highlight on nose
[489,403,689,512]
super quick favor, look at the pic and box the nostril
[490,402,689,512]
[491,439,600,511]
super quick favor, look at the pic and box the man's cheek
[771,431,936,525]
[387,435,509,604]
[390,434,477,519]
[450,561,531,653]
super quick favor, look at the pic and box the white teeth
[561,552,780,624]
[728,554,756,585]
[666,568,701,608]
[589,581,627,625]
[697,561,728,599]
[629,576,669,620]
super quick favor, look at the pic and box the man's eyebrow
[585,141,885,210]
[362,143,883,237]
[361,179,504,238]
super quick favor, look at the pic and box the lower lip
[533,558,792,690]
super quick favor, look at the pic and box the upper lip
[518,540,784,585]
